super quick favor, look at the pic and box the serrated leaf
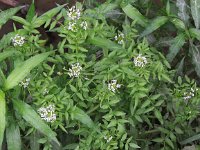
[6,124,21,150]
[140,16,168,37]
[0,6,22,29]
[190,0,200,29]
[4,52,51,90]
[0,90,5,149]
[166,33,185,62]
[13,99,60,145]
[122,4,148,27]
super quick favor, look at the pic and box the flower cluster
[38,104,56,122]
[68,6,81,20]
[134,54,147,67]
[104,135,113,143]
[19,78,30,88]
[114,33,124,44]
[11,34,25,47]
[80,21,88,30]
[43,88,49,95]
[183,88,195,101]
[68,63,82,78]
[108,80,121,93]
[67,21,78,32]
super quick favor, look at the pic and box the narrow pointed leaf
[140,16,168,37]
[176,0,189,23]
[189,28,200,41]
[6,124,21,150]
[0,50,20,62]
[166,33,185,62]
[180,133,200,145]
[190,43,200,77]
[13,99,60,145]
[0,6,22,29]
[26,0,35,22]
[4,52,51,90]
[0,90,6,148]
[122,4,148,27]
[190,0,200,29]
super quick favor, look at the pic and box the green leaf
[0,90,5,148]
[166,33,185,62]
[180,133,200,145]
[129,143,140,148]
[170,17,186,30]
[176,0,189,23]
[189,28,200,41]
[0,50,20,62]
[87,37,122,51]
[154,109,163,125]
[4,52,51,90]
[122,4,148,27]
[6,124,21,150]
[13,99,60,145]
[0,6,22,29]
[34,4,65,28]
[190,0,200,29]
[165,138,174,149]
[140,16,168,37]
[190,43,200,77]
[166,0,170,16]
[72,107,95,129]
[0,33,15,51]
[152,138,164,143]
[26,0,35,22]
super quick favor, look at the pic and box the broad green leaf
[72,107,95,129]
[0,50,20,62]
[26,0,35,22]
[88,37,122,51]
[0,90,5,148]
[190,0,200,29]
[170,18,186,30]
[0,6,22,29]
[34,4,65,28]
[165,138,174,149]
[181,133,200,145]
[189,28,200,41]
[140,16,168,37]
[6,124,21,150]
[4,52,51,90]
[166,33,185,62]
[122,4,148,27]
[129,143,140,148]
[176,0,189,23]
[13,99,60,145]
[190,43,200,77]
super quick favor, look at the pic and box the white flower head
[80,21,88,30]
[19,78,30,88]
[114,33,124,44]
[11,34,25,47]
[67,21,78,32]
[38,104,56,122]
[68,63,82,78]
[43,88,49,95]
[108,80,121,93]
[183,88,195,101]
[104,135,113,143]
[134,54,147,67]
[68,6,81,20]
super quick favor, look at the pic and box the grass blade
[140,16,168,37]
[4,52,51,90]
[0,90,6,148]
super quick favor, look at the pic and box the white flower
[68,63,82,78]
[80,21,88,30]
[114,33,124,44]
[19,78,30,88]
[104,136,113,143]
[43,88,49,95]
[38,104,56,122]
[11,34,25,47]
[183,88,195,101]
[68,6,81,20]
[108,80,121,93]
[67,21,78,32]
[134,54,147,67]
